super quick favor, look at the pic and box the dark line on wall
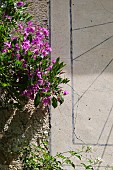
[101,124,113,157]
[73,58,113,145]
[74,58,113,106]
[73,21,113,31]
[98,122,113,170]
[70,0,75,144]
[73,143,113,146]
[73,35,113,60]
[48,0,52,154]
[97,105,113,144]
[65,164,113,168]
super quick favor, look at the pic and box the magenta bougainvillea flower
[4,42,12,48]
[17,1,24,7]
[63,91,69,95]
[2,21,69,108]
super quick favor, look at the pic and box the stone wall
[51,0,113,169]
[27,0,48,27]
[0,0,48,169]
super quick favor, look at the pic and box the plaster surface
[50,0,113,169]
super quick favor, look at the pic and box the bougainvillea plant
[0,0,32,50]
[0,0,69,108]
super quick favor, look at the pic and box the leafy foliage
[0,0,31,50]
[18,141,103,170]
[0,0,69,108]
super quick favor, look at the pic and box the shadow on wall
[71,0,113,75]
[52,34,113,76]
[0,101,48,166]
[72,36,113,76]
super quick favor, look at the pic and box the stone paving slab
[50,0,113,169]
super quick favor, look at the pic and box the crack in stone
[74,131,86,144]
[73,35,113,60]
[73,21,113,31]
[73,102,86,144]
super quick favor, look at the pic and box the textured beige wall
[51,0,113,169]
[27,0,48,27]
[0,1,48,169]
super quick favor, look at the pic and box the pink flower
[16,53,21,60]
[43,96,51,106]
[18,23,23,29]
[30,27,35,33]
[22,89,34,100]
[47,82,50,87]
[2,49,7,53]
[52,59,56,64]
[27,21,33,26]
[46,65,52,71]
[63,90,69,95]
[11,36,17,41]
[24,31,29,38]
[5,15,12,21]
[36,31,44,37]
[36,72,42,79]
[47,47,52,52]
[24,27,30,33]
[33,55,36,60]
[42,28,49,36]
[42,87,49,92]
[4,42,11,48]
[25,27,35,33]
[33,49,39,55]
[39,42,43,48]
[17,1,24,7]
[37,79,43,86]
[32,84,38,93]
[57,96,61,102]
[41,49,48,57]
[21,59,27,68]
[21,40,30,51]
[15,44,20,50]
[32,38,40,45]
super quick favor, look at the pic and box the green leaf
[1,82,10,87]
[71,162,75,168]
[75,154,81,160]
[15,60,22,67]
[52,96,58,108]
[25,15,33,22]
[69,151,81,160]
[57,154,66,160]
[56,57,60,63]
[42,92,51,97]
[27,50,32,57]
[86,165,93,170]
[64,159,75,169]
[62,78,70,84]
[27,34,32,43]
[59,96,64,105]
[34,93,41,107]
[81,163,93,170]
